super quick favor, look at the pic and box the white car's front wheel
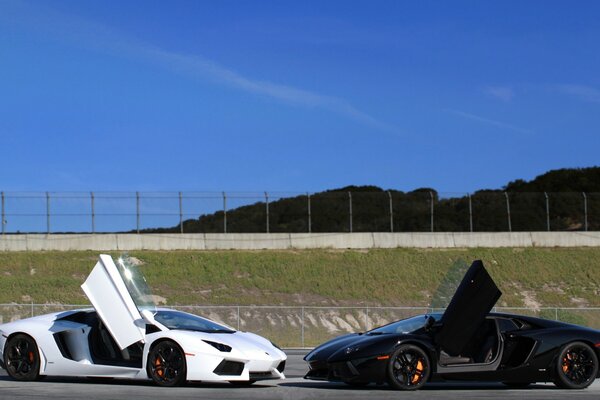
[4,334,41,381]
[147,340,187,387]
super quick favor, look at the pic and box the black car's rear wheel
[4,334,41,381]
[387,344,430,390]
[553,341,598,389]
[147,340,187,387]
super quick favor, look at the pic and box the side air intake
[213,360,244,376]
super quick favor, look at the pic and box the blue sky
[1,0,599,194]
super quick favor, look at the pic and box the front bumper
[305,356,387,384]
[186,351,286,382]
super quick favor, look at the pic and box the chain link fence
[0,191,598,234]
[1,304,599,348]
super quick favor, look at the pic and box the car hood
[165,329,286,360]
[305,332,395,362]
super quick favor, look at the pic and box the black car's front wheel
[387,344,430,390]
[147,340,187,387]
[553,341,598,389]
[3,334,41,381]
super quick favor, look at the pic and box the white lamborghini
[0,254,286,386]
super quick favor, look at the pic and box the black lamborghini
[304,260,600,390]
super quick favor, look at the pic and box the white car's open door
[81,254,147,349]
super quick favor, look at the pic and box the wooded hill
[145,167,600,233]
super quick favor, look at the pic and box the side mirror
[424,316,436,331]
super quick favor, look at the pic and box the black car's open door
[435,260,501,356]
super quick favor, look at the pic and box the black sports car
[304,260,600,390]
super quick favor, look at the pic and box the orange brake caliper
[28,352,34,363]
[562,353,571,373]
[155,357,164,377]
[411,360,424,384]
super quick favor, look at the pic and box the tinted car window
[369,314,439,335]
[154,310,234,333]
[497,318,519,333]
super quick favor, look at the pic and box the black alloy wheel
[387,344,430,390]
[4,334,41,381]
[554,341,598,389]
[147,340,187,387]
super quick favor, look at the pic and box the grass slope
[0,249,599,308]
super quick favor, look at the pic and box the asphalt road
[1,350,599,400]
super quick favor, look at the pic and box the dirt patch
[521,291,541,310]
[126,257,144,266]
[570,297,589,307]
[542,284,565,294]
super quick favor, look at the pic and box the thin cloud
[446,109,532,134]
[143,47,396,133]
[2,1,397,134]
[555,84,600,104]
[483,86,514,102]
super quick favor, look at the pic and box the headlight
[345,346,360,354]
[203,340,232,352]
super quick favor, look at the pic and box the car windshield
[114,255,156,313]
[368,314,440,335]
[154,310,235,333]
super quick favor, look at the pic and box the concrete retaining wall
[1,232,600,251]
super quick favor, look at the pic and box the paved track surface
[1,350,599,400]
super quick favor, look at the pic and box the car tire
[553,341,598,389]
[3,333,41,381]
[387,344,430,390]
[147,340,187,387]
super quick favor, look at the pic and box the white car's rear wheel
[147,340,187,387]
[4,334,41,381]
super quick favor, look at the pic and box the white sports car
[0,254,286,386]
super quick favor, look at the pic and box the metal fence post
[468,193,473,232]
[429,191,434,232]
[365,306,369,330]
[307,193,311,233]
[136,191,140,234]
[1,191,5,235]
[584,192,587,232]
[46,192,50,234]
[301,306,305,348]
[91,192,95,233]
[223,192,227,233]
[348,192,353,233]
[544,192,550,231]
[504,192,512,232]
[179,192,183,234]
[265,192,269,233]
[555,308,558,321]
[388,191,393,233]
[237,306,240,330]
